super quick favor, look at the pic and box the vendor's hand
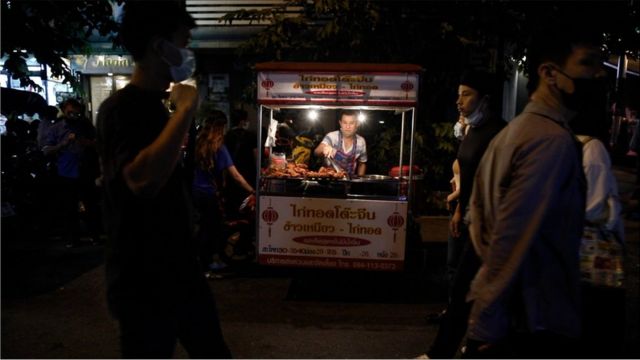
[450,206,462,238]
[322,146,336,159]
[169,84,198,115]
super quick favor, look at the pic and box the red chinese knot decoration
[261,78,274,90]
[387,212,404,229]
[400,81,414,92]
[262,206,278,237]
[262,207,278,224]
[387,211,405,242]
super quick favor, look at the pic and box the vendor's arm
[123,84,197,198]
[313,142,326,157]
[314,141,335,158]
[356,162,366,176]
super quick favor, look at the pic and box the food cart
[256,62,422,272]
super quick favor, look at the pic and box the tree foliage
[224,0,639,207]
[226,0,639,106]
[1,0,120,91]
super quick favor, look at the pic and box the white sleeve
[321,132,334,146]
[582,139,621,234]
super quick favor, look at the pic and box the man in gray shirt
[465,25,604,357]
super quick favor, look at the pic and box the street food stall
[256,62,422,271]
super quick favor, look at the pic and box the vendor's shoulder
[325,130,340,138]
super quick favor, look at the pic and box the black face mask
[554,68,606,111]
[64,112,83,126]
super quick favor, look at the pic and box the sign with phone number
[258,196,407,271]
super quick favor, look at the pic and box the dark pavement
[1,164,638,359]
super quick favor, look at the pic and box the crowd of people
[419,24,631,359]
[1,97,103,247]
[2,1,638,358]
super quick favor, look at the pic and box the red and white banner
[258,196,407,271]
[257,72,418,106]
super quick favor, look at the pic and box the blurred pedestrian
[224,108,258,218]
[570,95,627,358]
[626,108,638,157]
[464,25,604,358]
[43,98,100,248]
[96,1,231,358]
[193,111,255,273]
[626,107,640,188]
[424,69,506,359]
[37,105,61,149]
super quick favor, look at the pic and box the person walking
[463,25,604,358]
[569,94,627,358]
[224,108,258,218]
[96,1,231,357]
[424,70,506,358]
[37,105,61,149]
[43,98,100,248]
[193,111,255,272]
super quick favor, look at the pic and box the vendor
[314,110,367,176]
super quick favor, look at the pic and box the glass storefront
[1,56,73,107]
[89,75,130,124]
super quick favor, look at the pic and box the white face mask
[462,100,486,127]
[462,108,482,126]
[160,41,196,83]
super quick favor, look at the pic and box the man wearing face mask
[96,1,231,358]
[463,25,603,358]
[422,70,505,358]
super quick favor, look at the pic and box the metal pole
[255,104,265,255]
[399,111,405,178]
[407,108,416,210]
[615,53,628,97]
[611,53,628,146]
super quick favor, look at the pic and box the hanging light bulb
[308,109,319,121]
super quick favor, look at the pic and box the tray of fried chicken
[264,163,347,180]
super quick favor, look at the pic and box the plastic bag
[580,225,625,288]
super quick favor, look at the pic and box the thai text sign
[257,72,418,105]
[259,196,407,271]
